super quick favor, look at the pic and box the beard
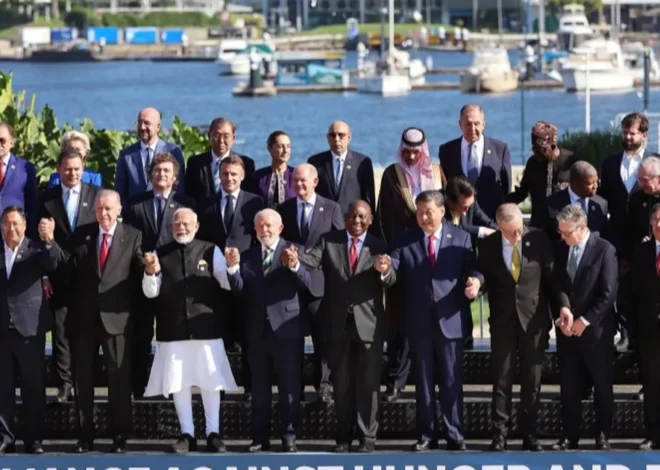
[174,234,194,245]
[622,138,642,152]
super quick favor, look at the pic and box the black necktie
[223,194,235,231]
[300,202,310,241]
[156,196,165,229]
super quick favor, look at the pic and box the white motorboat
[461,47,519,93]
[621,41,660,79]
[217,39,248,75]
[556,3,594,51]
[559,39,636,91]
[228,43,276,76]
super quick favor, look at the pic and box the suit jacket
[438,136,512,219]
[251,165,296,208]
[300,230,395,343]
[0,238,61,337]
[114,139,186,204]
[122,191,196,252]
[64,222,145,335]
[389,225,484,340]
[554,234,618,341]
[227,238,311,342]
[278,194,344,299]
[308,149,376,216]
[185,150,256,207]
[624,190,660,259]
[630,239,660,340]
[48,169,103,188]
[0,154,38,236]
[598,150,654,252]
[443,199,496,247]
[542,190,609,244]
[478,229,558,335]
[198,190,263,253]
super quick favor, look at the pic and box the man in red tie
[299,201,395,452]
[631,203,660,450]
[61,190,146,454]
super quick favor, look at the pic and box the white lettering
[319,466,344,470]
[647,466,660,470]
[607,466,630,470]
[168,467,180,470]
[509,466,530,470]
[483,465,504,470]
[456,466,476,470]
[550,465,564,470]
[195,467,213,470]
[226,467,238,470]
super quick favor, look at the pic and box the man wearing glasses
[308,121,375,217]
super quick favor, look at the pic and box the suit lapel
[0,243,6,284]
[354,234,373,275]
[159,194,178,237]
[338,150,354,193]
[77,184,95,227]
[573,235,596,284]
[131,145,147,189]
[435,225,451,273]
[337,233,351,277]
[9,239,28,281]
[229,191,245,234]
[452,139,464,176]
[324,153,338,197]
[480,137,495,183]
[50,186,71,234]
[204,152,216,196]
[143,191,158,235]
[1,155,16,193]
[266,239,285,278]
[307,198,325,244]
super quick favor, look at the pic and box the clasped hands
[38,217,55,243]
[280,245,300,269]
[144,252,161,275]
[557,307,587,337]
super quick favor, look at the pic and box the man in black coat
[0,207,61,454]
[185,117,256,207]
[37,148,100,403]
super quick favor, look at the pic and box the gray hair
[569,160,597,183]
[173,207,198,224]
[95,189,121,206]
[60,130,91,155]
[557,204,587,227]
[415,189,445,207]
[294,163,318,179]
[641,156,660,176]
[495,203,522,225]
[459,103,484,119]
[254,208,282,226]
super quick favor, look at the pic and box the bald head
[327,121,352,155]
[137,107,162,146]
[496,203,523,245]
[293,163,319,201]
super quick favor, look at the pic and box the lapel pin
[487,149,491,154]
[86,235,91,241]
[346,165,352,170]
[16,254,22,259]
[82,202,88,207]
[643,202,648,207]
[10,165,15,170]
[525,241,530,246]
[447,233,452,239]
[319,206,324,212]
[169,203,175,208]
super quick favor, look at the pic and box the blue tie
[64,189,77,230]
[335,158,342,186]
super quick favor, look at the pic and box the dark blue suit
[48,169,103,188]
[0,154,37,236]
[114,139,185,204]
[228,238,311,443]
[390,225,483,443]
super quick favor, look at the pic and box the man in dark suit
[122,152,196,399]
[551,204,617,451]
[64,190,146,454]
[300,200,394,452]
[278,163,343,402]
[186,117,256,207]
[625,157,660,261]
[383,190,483,451]
[630,204,660,450]
[114,108,186,204]
[542,161,609,244]
[479,204,557,452]
[252,130,296,208]
[438,104,512,219]
[37,148,101,403]
[0,207,60,454]
[226,209,311,453]
[307,121,376,216]
[0,123,38,235]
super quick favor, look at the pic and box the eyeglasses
[327,132,348,139]
[0,138,8,145]
[210,132,233,141]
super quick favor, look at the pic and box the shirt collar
[1,155,10,166]
[331,151,348,161]
[99,222,118,238]
[298,193,317,207]
[623,146,645,161]
[212,150,231,162]
[4,238,24,253]
[153,189,171,200]
[262,238,280,253]
[221,188,241,199]
[62,182,82,193]
[425,225,443,242]
[140,140,158,153]
[346,230,367,243]
[502,236,518,247]
[461,135,484,151]
[567,186,586,204]
[575,231,590,252]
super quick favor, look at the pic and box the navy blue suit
[0,154,38,236]
[389,225,483,443]
[228,238,311,443]
[439,137,512,219]
[114,140,185,204]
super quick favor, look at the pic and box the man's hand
[284,245,299,269]
[42,278,53,299]
[558,307,574,335]
[38,217,55,243]
[482,227,496,236]
[570,318,588,337]
[642,235,651,243]
[144,252,160,275]
[225,247,240,268]
[374,254,392,274]
[464,276,481,300]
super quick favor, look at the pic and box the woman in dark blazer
[250,130,296,208]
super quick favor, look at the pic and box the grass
[0,19,65,42]
[301,22,452,36]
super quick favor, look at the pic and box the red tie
[656,252,660,279]
[0,161,5,188]
[99,233,110,273]
[428,236,436,269]
[349,237,359,272]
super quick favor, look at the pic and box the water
[0,50,651,168]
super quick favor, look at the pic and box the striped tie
[263,247,273,275]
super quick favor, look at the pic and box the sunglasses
[327,132,348,139]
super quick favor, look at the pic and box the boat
[556,3,594,51]
[621,41,660,80]
[216,38,248,74]
[460,47,519,93]
[227,43,276,76]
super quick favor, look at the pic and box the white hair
[641,156,660,177]
[557,204,587,227]
[95,189,120,206]
[254,208,282,226]
[173,207,198,225]
[495,203,522,225]
[60,130,91,155]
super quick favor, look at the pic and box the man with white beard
[142,208,237,453]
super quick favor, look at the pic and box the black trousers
[224,293,250,392]
[491,321,547,438]
[53,304,74,389]
[639,334,660,439]
[330,316,382,443]
[74,316,132,439]
[0,330,45,445]
[385,328,411,391]
[131,296,155,397]
[309,312,331,391]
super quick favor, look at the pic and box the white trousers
[172,387,221,437]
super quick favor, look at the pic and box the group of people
[0,104,658,455]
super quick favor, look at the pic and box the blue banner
[2,453,660,470]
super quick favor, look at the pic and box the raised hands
[282,245,299,269]
[38,217,55,243]
[144,252,161,275]
[374,254,392,274]
[225,247,240,268]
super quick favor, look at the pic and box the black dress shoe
[357,439,375,453]
[596,437,611,451]
[207,433,226,453]
[638,438,660,450]
[411,440,438,451]
[522,437,543,451]
[282,439,297,453]
[551,438,579,451]
[247,441,271,452]
[317,388,333,404]
[110,436,127,454]
[582,387,594,400]
[0,441,15,453]
[243,391,252,402]
[170,434,197,454]
[333,442,350,452]
[56,386,73,403]
[384,387,401,403]
[72,440,94,453]
[447,439,467,451]
[464,336,474,349]
[488,435,506,451]
[25,441,44,454]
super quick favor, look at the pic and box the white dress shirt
[142,245,231,297]
[98,222,118,251]
[656,239,660,257]
[62,182,82,223]
[212,150,231,172]
[568,186,589,215]
[620,148,644,194]
[501,236,522,274]
[461,135,484,176]
[4,238,24,278]
[297,193,317,229]
[220,188,240,218]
